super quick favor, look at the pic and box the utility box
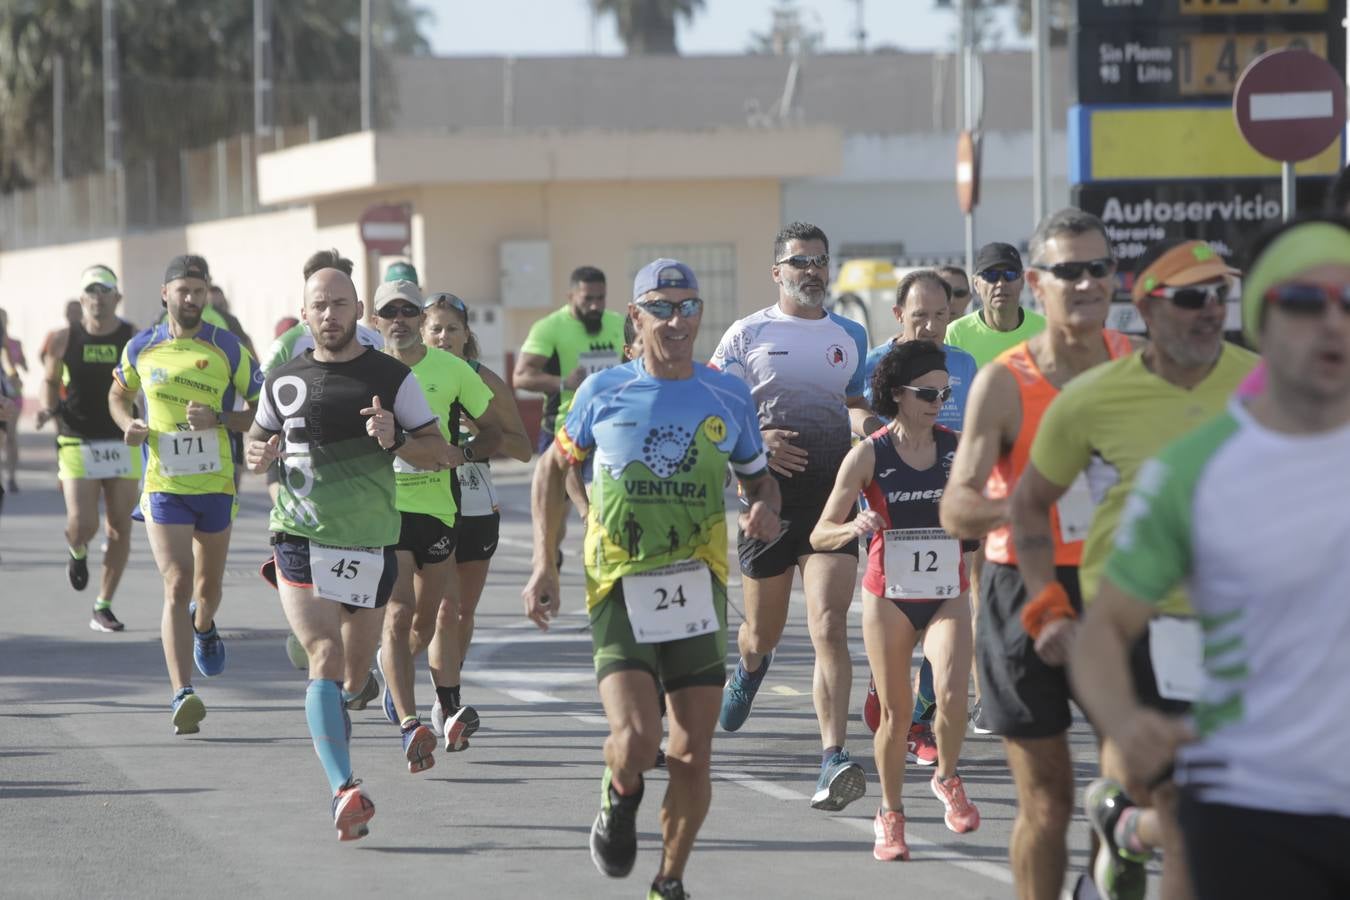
[499,240,551,309]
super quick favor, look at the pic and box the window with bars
[628,243,737,362]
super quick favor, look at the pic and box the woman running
[421,292,531,749]
[811,339,980,861]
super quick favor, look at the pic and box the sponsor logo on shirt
[83,344,119,364]
[151,367,168,385]
[878,468,897,478]
[702,416,727,443]
[195,358,209,370]
[825,344,849,368]
[886,488,944,503]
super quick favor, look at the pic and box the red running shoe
[906,722,938,766]
[872,808,910,861]
[930,772,981,833]
[332,779,375,841]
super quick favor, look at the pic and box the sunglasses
[636,297,704,319]
[84,284,115,295]
[898,384,952,404]
[376,303,422,319]
[1149,282,1230,310]
[1264,281,1350,316]
[775,254,830,271]
[978,268,1022,284]
[424,292,467,312]
[950,288,971,299]
[1033,257,1117,281]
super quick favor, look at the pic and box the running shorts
[395,511,456,569]
[56,436,143,481]
[271,533,398,612]
[590,578,728,693]
[738,501,857,579]
[141,491,236,534]
[455,513,500,563]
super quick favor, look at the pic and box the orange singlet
[983,330,1132,567]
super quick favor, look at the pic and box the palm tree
[591,0,705,56]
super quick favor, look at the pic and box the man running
[938,209,1135,900]
[109,255,263,735]
[524,258,779,900]
[1070,215,1350,899]
[946,242,1046,366]
[247,263,451,840]
[368,279,501,764]
[937,264,973,320]
[711,221,878,810]
[36,265,141,630]
[1012,239,1257,899]
[861,269,978,762]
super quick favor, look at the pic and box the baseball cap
[973,242,1023,275]
[1131,240,1238,304]
[373,279,424,308]
[164,254,210,284]
[384,261,419,284]
[80,265,118,294]
[633,258,699,302]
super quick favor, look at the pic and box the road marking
[769,685,801,696]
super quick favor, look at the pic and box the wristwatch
[462,443,476,463]
[383,428,407,454]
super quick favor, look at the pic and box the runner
[946,242,1046,366]
[108,255,263,735]
[860,270,978,764]
[813,339,980,861]
[936,264,973,319]
[711,221,877,810]
[1011,238,1257,900]
[421,290,533,749]
[247,262,451,840]
[1069,215,1350,900]
[265,249,384,678]
[35,265,142,630]
[0,308,23,492]
[938,209,1136,900]
[523,258,779,900]
[0,391,14,558]
[367,280,501,766]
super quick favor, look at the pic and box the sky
[424,1,1029,57]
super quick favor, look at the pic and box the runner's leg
[61,478,101,554]
[98,478,138,602]
[455,558,491,658]
[658,684,720,880]
[923,591,973,778]
[189,524,232,631]
[145,520,198,691]
[862,592,918,812]
[429,563,463,697]
[802,552,858,750]
[1005,734,1075,900]
[381,549,419,721]
[409,557,450,657]
[737,571,793,673]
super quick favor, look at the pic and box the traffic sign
[359,204,412,255]
[955,131,979,214]
[1234,48,1346,162]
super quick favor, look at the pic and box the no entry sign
[1234,49,1346,163]
[359,204,412,255]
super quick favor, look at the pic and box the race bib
[81,440,133,479]
[578,350,619,377]
[457,461,497,516]
[1149,617,1204,702]
[158,429,221,476]
[623,560,718,644]
[882,527,961,600]
[1056,473,1096,544]
[310,543,385,609]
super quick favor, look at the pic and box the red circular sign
[1233,49,1346,163]
[358,203,412,255]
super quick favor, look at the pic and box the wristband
[383,428,407,454]
[462,443,476,463]
[1020,581,1077,640]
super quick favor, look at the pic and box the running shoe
[1085,778,1148,900]
[68,553,89,591]
[285,632,308,670]
[344,670,379,711]
[89,607,125,633]
[810,749,867,811]
[930,772,981,833]
[863,674,880,734]
[590,767,642,878]
[440,705,479,753]
[654,746,666,768]
[718,653,771,732]
[401,720,436,774]
[648,877,688,899]
[969,698,993,735]
[872,807,910,861]
[906,722,938,766]
[171,687,206,735]
[374,645,397,725]
[332,778,375,841]
[188,602,225,677]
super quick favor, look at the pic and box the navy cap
[632,258,699,301]
[164,254,210,284]
[973,242,1022,275]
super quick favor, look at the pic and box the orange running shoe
[872,808,910,861]
[332,779,375,841]
[930,772,981,833]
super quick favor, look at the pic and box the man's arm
[938,364,1018,539]
[107,380,148,445]
[1069,578,1193,784]
[810,442,878,551]
[1011,464,1071,599]
[396,422,461,471]
[737,469,782,542]
[846,395,884,439]
[36,329,68,428]
[513,351,584,396]
[522,443,570,629]
[478,364,532,462]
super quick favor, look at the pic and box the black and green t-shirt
[254,348,436,547]
[520,305,626,435]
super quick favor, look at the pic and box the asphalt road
[0,426,1155,899]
